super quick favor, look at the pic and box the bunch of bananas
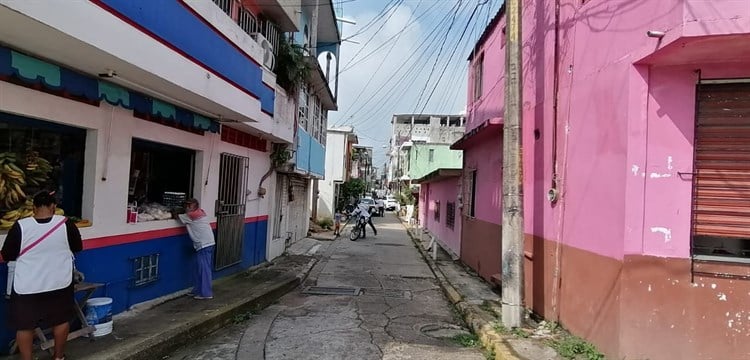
[0,199,65,230]
[25,151,53,186]
[0,153,27,209]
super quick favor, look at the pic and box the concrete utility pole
[501,0,525,328]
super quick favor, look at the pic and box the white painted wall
[318,131,347,219]
[0,81,271,245]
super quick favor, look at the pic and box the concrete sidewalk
[3,254,317,360]
[400,217,561,360]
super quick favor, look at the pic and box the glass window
[128,139,195,222]
[0,112,86,230]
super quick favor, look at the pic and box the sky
[326,0,503,168]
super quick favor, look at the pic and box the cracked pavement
[167,215,484,360]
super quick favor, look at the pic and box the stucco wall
[420,178,462,257]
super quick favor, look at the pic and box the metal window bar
[261,20,281,55]
[446,202,455,229]
[133,254,159,286]
[215,153,250,270]
[238,7,258,35]
[212,0,233,17]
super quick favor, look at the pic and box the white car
[385,196,398,211]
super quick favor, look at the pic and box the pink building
[454,1,750,359]
[415,169,462,258]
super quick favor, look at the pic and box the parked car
[385,196,398,211]
[359,197,378,215]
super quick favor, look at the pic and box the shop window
[128,139,195,222]
[0,112,86,230]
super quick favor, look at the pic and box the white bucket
[85,297,113,336]
[92,320,113,337]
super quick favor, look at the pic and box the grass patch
[549,334,604,360]
[493,323,529,338]
[484,348,496,360]
[452,333,481,348]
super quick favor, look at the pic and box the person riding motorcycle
[350,199,377,238]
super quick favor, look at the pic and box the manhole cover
[302,286,361,296]
[361,288,412,299]
[420,323,472,339]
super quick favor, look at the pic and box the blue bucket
[85,297,113,326]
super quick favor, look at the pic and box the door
[215,153,249,270]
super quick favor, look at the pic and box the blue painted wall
[295,127,325,177]
[95,0,275,114]
[0,220,266,353]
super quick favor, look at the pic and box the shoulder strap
[18,218,68,257]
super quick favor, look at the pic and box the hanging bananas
[0,150,54,224]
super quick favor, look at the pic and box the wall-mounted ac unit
[251,32,275,71]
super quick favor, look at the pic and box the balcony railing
[238,7,258,35]
[213,0,232,16]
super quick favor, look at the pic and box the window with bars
[238,7,258,35]
[133,253,160,286]
[446,202,456,230]
[434,201,441,223]
[466,170,477,217]
[473,54,484,101]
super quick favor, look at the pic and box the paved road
[167,214,484,360]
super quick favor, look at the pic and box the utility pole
[501,0,524,328]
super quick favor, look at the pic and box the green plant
[316,217,333,229]
[336,178,366,211]
[271,144,293,168]
[452,333,480,348]
[549,334,604,360]
[275,36,311,95]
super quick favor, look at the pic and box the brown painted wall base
[526,235,750,360]
[460,216,501,282]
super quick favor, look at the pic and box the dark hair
[184,198,199,207]
[33,191,57,208]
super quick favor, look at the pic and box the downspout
[550,0,561,195]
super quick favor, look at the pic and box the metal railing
[260,20,281,55]
[237,7,258,35]
[212,0,232,17]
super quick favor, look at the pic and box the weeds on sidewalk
[452,333,481,347]
[548,333,604,360]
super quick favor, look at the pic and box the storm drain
[361,288,412,299]
[302,286,361,296]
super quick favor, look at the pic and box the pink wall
[464,0,750,261]
[463,133,503,225]
[420,178,463,256]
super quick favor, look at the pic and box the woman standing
[1,191,83,360]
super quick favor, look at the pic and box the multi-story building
[317,126,357,220]
[450,2,750,359]
[0,0,338,351]
[386,114,465,190]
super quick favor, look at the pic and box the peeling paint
[718,293,728,301]
[650,227,672,242]
[667,156,674,170]
[631,165,640,175]
[649,172,672,179]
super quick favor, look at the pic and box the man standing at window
[178,199,215,300]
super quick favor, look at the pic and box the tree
[337,178,366,212]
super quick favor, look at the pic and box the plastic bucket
[85,297,113,336]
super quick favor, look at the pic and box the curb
[85,260,316,360]
[398,220,522,360]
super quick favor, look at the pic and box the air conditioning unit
[251,32,275,71]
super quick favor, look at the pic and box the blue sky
[327,0,503,168]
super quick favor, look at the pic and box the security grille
[215,153,249,270]
[133,254,159,286]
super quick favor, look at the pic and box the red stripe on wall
[88,0,263,103]
[82,216,269,250]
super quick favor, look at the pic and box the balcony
[0,0,274,123]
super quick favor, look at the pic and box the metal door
[215,153,249,270]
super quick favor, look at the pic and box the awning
[413,168,462,184]
[451,117,503,150]
[0,45,221,133]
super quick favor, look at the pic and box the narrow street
[167,214,485,360]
